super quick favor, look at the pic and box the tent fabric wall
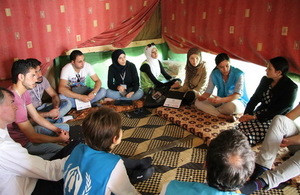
[0,0,159,81]
[1,0,300,82]
[161,0,300,74]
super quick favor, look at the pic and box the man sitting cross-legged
[241,103,300,194]
[7,59,70,160]
[58,50,106,108]
[27,58,72,123]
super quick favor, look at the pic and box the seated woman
[238,56,298,146]
[140,43,181,93]
[195,53,249,122]
[170,47,208,105]
[106,49,144,101]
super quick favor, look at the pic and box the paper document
[75,99,91,110]
[163,98,182,108]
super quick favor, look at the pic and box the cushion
[156,105,239,145]
[162,60,186,81]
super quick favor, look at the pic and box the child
[64,107,152,195]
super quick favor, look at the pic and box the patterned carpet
[67,108,300,195]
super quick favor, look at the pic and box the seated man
[27,58,72,123]
[58,50,106,108]
[241,103,300,194]
[0,87,68,195]
[160,130,255,195]
[8,59,70,160]
[0,87,151,195]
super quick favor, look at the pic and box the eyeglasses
[147,43,155,47]
[76,73,80,82]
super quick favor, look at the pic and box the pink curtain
[161,0,300,74]
[0,0,159,81]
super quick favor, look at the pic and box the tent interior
[1,0,300,93]
[1,0,300,194]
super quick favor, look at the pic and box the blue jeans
[25,123,69,160]
[106,89,144,100]
[60,87,106,108]
[36,99,72,123]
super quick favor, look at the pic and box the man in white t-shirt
[58,50,106,108]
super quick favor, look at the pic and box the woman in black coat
[238,56,298,145]
[106,49,144,101]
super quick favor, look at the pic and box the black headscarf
[111,49,128,73]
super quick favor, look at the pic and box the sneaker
[129,166,155,184]
[91,102,102,107]
[114,100,133,106]
[139,157,153,170]
[250,163,269,180]
[62,115,74,123]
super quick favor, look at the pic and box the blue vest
[211,66,249,105]
[165,180,243,195]
[64,144,121,195]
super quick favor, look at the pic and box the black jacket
[107,62,140,93]
[244,76,298,122]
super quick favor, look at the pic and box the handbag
[144,87,168,108]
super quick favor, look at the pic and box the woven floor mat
[66,110,300,195]
[110,113,300,195]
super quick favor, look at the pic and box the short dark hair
[26,58,41,66]
[70,50,84,62]
[269,56,289,76]
[215,53,230,66]
[0,87,14,104]
[82,107,121,152]
[11,59,38,84]
[206,130,255,191]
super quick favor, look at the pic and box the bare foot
[104,98,114,102]
[218,114,237,122]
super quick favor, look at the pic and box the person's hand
[58,130,70,143]
[280,135,300,147]
[239,114,256,122]
[171,81,181,89]
[48,108,59,119]
[207,96,222,104]
[197,95,207,101]
[126,92,134,98]
[117,85,126,92]
[79,95,91,102]
[87,92,96,100]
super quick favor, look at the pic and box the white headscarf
[144,44,161,78]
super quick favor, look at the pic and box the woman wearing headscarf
[169,48,208,105]
[140,43,181,93]
[195,53,249,122]
[106,49,144,101]
[238,56,298,146]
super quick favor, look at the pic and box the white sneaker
[62,115,73,123]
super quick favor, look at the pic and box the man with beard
[27,58,72,123]
[7,59,70,160]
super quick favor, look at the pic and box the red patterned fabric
[0,0,159,80]
[161,0,300,74]
[1,0,299,81]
